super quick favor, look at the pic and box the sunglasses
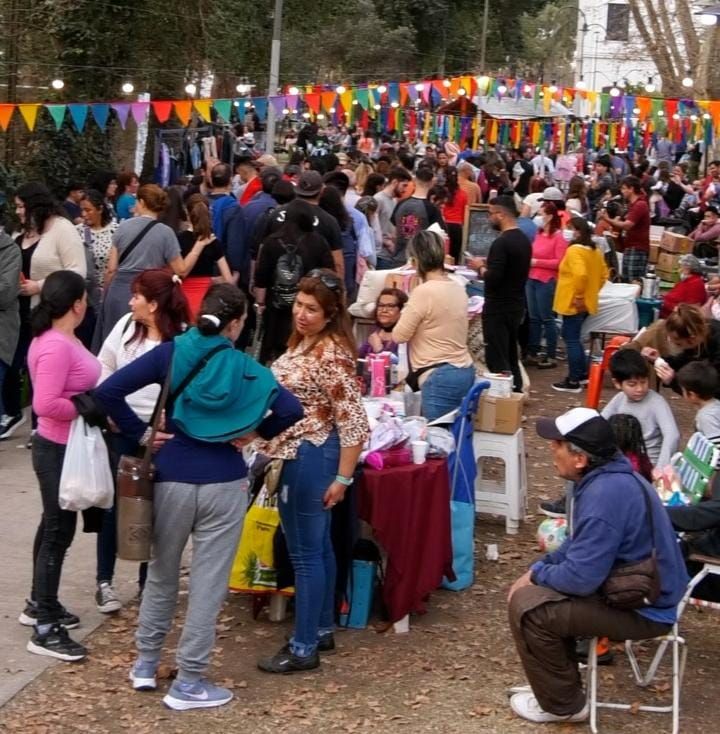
[307,269,343,292]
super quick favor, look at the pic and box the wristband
[335,474,353,486]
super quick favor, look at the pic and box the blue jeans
[421,364,476,422]
[561,312,588,382]
[526,279,558,359]
[280,432,340,657]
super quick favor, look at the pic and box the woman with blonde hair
[177,194,235,320]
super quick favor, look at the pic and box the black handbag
[600,477,662,610]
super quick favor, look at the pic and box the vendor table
[357,458,454,623]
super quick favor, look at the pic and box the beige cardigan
[30,216,86,292]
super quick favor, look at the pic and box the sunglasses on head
[307,269,342,292]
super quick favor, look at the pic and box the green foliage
[519,1,577,82]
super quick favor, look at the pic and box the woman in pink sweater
[22,270,100,662]
[525,202,568,369]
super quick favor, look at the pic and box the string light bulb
[645,77,656,93]
[282,108,290,115]
[288,86,299,95]
[236,83,251,95]
[415,83,424,91]
[184,83,197,96]
[609,83,621,97]
[377,85,387,94]
[373,104,381,110]
[458,87,467,96]
[682,71,694,88]
[51,78,64,90]
[329,107,336,113]
[121,82,134,94]
[523,84,532,94]
[442,79,451,88]
[704,112,712,120]
[497,82,507,94]
[575,76,587,90]
[390,101,399,108]
[335,85,346,94]
[549,80,558,93]
[672,113,680,120]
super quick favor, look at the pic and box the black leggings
[31,435,77,625]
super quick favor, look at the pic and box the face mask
[533,215,545,227]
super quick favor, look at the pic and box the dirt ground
[2,367,719,734]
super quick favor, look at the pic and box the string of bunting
[0,73,718,147]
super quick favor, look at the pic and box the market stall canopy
[474,95,572,120]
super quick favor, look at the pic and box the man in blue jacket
[507,407,688,724]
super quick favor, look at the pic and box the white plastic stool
[472,428,528,534]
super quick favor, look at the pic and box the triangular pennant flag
[213,99,232,121]
[173,101,192,126]
[321,92,336,114]
[252,97,268,120]
[269,96,286,115]
[400,83,410,106]
[131,102,149,125]
[0,104,14,131]
[340,89,354,113]
[111,103,131,129]
[388,82,400,105]
[304,93,321,114]
[422,82,432,105]
[45,104,66,130]
[152,100,173,123]
[90,103,110,131]
[68,104,88,132]
[193,99,212,121]
[18,104,40,131]
[355,88,370,110]
[285,94,299,112]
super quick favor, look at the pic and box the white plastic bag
[59,417,114,511]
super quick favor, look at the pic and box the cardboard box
[657,251,681,274]
[660,230,692,254]
[649,243,659,264]
[474,393,524,434]
[649,225,665,245]
[657,269,681,284]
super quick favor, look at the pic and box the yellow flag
[19,104,39,131]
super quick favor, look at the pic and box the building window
[606,3,630,41]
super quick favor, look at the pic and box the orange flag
[0,104,15,131]
[174,101,192,126]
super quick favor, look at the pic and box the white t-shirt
[98,313,162,422]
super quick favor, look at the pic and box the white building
[575,0,659,92]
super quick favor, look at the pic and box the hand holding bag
[59,416,114,511]
[600,477,662,610]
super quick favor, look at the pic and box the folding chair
[584,555,720,734]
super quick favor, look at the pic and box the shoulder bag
[118,219,160,266]
[600,476,662,610]
[116,343,230,561]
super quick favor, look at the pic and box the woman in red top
[660,254,708,318]
[440,167,468,263]
[525,202,568,369]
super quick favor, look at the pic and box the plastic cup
[411,440,428,465]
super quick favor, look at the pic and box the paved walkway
[0,415,136,707]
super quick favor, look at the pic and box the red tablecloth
[357,458,454,623]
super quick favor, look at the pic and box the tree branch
[654,0,685,79]
[628,0,680,93]
[676,0,700,68]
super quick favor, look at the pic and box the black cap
[536,408,617,458]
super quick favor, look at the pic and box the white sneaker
[510,692,588,723]
[95,582,122,613]
[506,683,532,697]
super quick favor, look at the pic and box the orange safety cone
[586,360,604,409]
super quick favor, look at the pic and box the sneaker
[552,378,582,393]
[26,625,86,662]
[19,599,80,630]
[163,678,233,711]
[575,637,614,665]
[537,358,557,369]
[96,582,122,614]
[539,496,566,518]
[129,659,158,691]
[257,646,320,674]
[0,412,25,440]
[509,692,588,723]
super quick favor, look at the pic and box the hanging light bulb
[317,113,325,120]
[415,82,424,92]
[704,112,712,120]
[549,80,558,93]
[335,85,346,95]
[701,13,719,26]
[328,107,336,114]
[618,78,627,88]
[657,109,665,116]
[282,108,290,115]
[373,104,381,110]
[682,71,694,88]
[609,82,621,97]
[458,87,467,96]
[390,101,399,108]
[352,99,359,105]
[302,111,311,119]
[244,101,252,108]
[121,82,134,94]
[497,81,507,94]
[236,83,251,95]
[691,114,698,121]
[184,83,197,96]
[523,83,532,94]
[575,76,587,90]
[442,79,451,88]
[377,84,387,94]
[233,100,240,107]
[645,77,656,93]
[672,113,680,120]
[633,107,641,115]
[288,86,299,95]
[51,78,64,90]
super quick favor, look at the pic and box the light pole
[265,0,283,155]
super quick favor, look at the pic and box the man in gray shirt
[373,167,412,257]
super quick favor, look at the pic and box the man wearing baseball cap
[506,407,688,724]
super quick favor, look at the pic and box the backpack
[272,240,304,309]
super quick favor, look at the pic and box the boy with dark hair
[601,349,679,469]
[677,361,720,448]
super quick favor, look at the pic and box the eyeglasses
[307,269,342,292]
[377,303,400,310]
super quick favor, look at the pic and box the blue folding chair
[442,380,490,591]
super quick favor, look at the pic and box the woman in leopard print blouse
[256,269,369,675]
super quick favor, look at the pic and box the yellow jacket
[553,243,608,316]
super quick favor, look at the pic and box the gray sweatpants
[135,479,248,681]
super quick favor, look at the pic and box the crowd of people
[2,123,720,723]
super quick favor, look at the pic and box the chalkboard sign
[463,205,495,258]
